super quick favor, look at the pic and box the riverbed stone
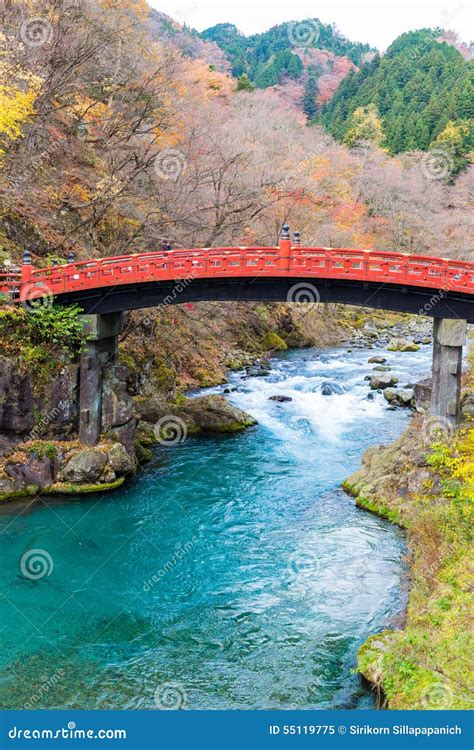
[387,338,420,352]
[61,449,107,483]
[368,356,387,364]
[181,395,257,433]
[269,395,293,403]
[370,373,399,390]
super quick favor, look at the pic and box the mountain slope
[200,21,373,85]
[321,30,473,153]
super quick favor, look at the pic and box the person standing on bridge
[161,240,172,252]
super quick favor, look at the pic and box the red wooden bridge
[1,227,473,320]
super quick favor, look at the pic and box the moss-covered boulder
[60,449,107,483]
[387,338,421,352]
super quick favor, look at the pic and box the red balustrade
[0,246,473,301]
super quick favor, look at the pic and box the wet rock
[373,365,392,372]
[106,443,135,475]
[245,364,271,377]
[182,395,257,433]
[414,379,432,411]
[384,388,415,407]
[370,373,399,390]
[387,338,421,352]
[321,382,346,396]
[135,421,156,446]
[368,356,387,364]
[4,455,54,488]
[269,395,293,403]
[61,449,107,483]
[367,392,375,401]
[0,478,22,500]
[134,397,169,424]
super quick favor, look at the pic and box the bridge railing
[1,247,473,300]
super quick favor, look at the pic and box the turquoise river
[0,342,435,709]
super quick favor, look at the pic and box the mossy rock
[261,331,288,351]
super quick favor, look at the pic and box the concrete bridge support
[431,318,467,424]
[79,313,123,446]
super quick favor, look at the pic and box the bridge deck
[1,247,473,319]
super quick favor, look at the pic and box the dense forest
[200,20,373,87]
[321,30,473,162]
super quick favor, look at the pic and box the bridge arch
[1,226,472,444]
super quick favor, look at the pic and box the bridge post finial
[293,231,301,246]
[21,248,33,282]
[281,224,290,241]
[67,251,76,264]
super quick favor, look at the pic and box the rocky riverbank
[342,345,474,710]
[0,303,439,502]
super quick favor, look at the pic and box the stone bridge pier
[431,318,468,424]
[79,313,123,445]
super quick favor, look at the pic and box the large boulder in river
[321,381,346,396]
[370,373,399,390]
[387,338,420,352]
[368,356,386,364]
[182,395,257,434]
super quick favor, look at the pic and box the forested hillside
[322,30,473,161]
[0,1,472,270]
